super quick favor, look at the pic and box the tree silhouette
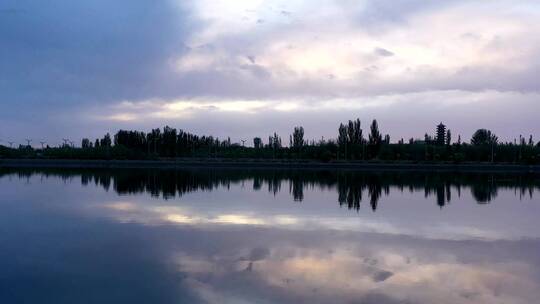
[253,137,262,149]
[292,126,304,148]
[337,119,364,159]
[269,133,281,150]
[100,133,112,148]
[81,138,91,149]
[338,123,348,159]
[369,120,381,145]
[368,119,382,158]
[348,119,363,146]
[471,129,498,146]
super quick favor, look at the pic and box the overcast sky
[1,0,539,146]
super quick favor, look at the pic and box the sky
[1,0,540,147]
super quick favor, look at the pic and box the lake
[1,168,539,304]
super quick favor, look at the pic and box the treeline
[1,119,539,163]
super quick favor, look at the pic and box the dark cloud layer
[0,0,194,110]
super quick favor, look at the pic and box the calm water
[1,168,539,304]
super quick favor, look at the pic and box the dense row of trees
[1,119,539,163]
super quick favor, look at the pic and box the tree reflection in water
[1,168,537,211]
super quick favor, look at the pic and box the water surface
[1,168,539,304]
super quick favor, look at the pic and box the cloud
[374,47,395,57]
[75,90,539,144]
[0,0,196,108]
[2,0,540,140]
[246,55,256,64]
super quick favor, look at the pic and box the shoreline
[1,159,539,173]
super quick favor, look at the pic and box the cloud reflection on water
[1,169,540,303]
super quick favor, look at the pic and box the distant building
[436,123,446,146]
